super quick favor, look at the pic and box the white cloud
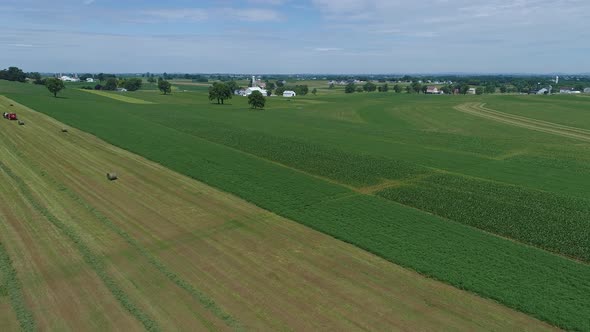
[314,47,343,52]
[141,9,208,21]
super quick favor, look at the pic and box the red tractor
[2,112,17,120]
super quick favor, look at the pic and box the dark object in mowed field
[61,128,68,133]
[10,104,14,106]
[18,120,24,125]
[106,173,118,181]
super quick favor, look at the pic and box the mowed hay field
[0,97,560,331]
[3,80,590,330]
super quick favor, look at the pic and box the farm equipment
[18,120,25,125]
[2,112,17,120]
[106,172,118,181]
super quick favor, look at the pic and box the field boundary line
[0,160,161,332]
[78,89,155,104]
[455,103,590,142]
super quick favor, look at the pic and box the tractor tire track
[455,103,590,142]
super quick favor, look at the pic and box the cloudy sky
[1,0,589,74]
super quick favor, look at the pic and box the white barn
[59,75,79,82]
[283,90,296,97]
[244,87,267,96]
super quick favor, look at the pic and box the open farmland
[0,95,562,331]
[2,80,590,330]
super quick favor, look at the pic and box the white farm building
[59,75,79,82]
[244,87,267,96]
[283,90,296,97]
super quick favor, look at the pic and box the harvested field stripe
[0,111,240,330]
[455,103,590,142]
[0,161,161,332]
[79,89,154,104]
[0,241,35,332]
[55,179,241,330]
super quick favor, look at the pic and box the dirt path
[0,96,559,331]
[455,102,590,142]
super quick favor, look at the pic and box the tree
[158,79,172,95]
[147,76,156,84]
[460,84,470,95]
[45,78,65,97]
[485,84,496,94]
[27,72,43,85]
[393,84,402,93]
[0,66,26,82]
[475,87,484,95]
[312,88,317,95]
[411,82,422,93]
[406,85,413,93]
[356,87,363,93]
[248,90,265,109]
[499,85,507,93]
[345,83,356,93]
[276,80,284,88]
[381,83,389,92]
[292,85,308,96]
[421,85,428,94]
[208,82,232,104]
[122,78,143,91]
[329,83,335,89]
[574,84,584,91]
[363,82,377,92]
[97,73,105,82]
[104,78,118,91]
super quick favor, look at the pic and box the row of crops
[378,172,590,262]
[150,117,427,187]
[6,86,590,330]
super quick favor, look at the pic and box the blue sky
[1,0,589,74]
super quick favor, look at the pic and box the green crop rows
[379,172,590,262]
[4,81,590,330]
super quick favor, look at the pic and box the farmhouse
[467,88,476,95]
[86,78,94,83]
[425,86,440,94]
[536,88,549,95]
[59,75,79,82]
[244,87,267,96]
[283,90,296,97]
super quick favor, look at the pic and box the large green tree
[122,78,143,91]
[363,82,377,92]
[393,84,402,93]
[0,66,26,82]
[104,78,118,91]
[248,90,266,109]
[45,78,65,97]
[344,83,356,93]
[208,82,232,104]
[158,79,172,95]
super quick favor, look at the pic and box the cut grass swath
[0,241,35,332]
[0,161,161,332]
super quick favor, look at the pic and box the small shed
[283,90,296,98]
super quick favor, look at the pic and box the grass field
[0,95,560,330]
[78,89,155,104]
[2,80,590,330]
